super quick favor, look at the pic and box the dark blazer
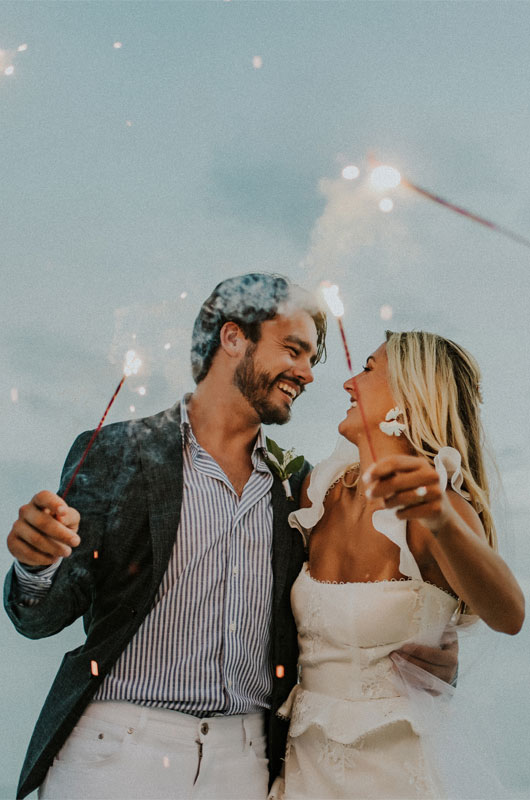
[4,403,308,799]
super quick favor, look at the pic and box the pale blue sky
[1,2,529,797]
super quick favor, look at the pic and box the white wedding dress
[270,440,503,800]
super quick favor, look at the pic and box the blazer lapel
[138,403,184,595]
[271,476,293,612]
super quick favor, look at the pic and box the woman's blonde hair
[385,331,497,562]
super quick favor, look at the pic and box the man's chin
[256,402,292,426]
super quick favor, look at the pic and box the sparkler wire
[403,179,530,250]
[61,376,126,501]
[337,318,377,464]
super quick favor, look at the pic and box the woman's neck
[356,430,414,479]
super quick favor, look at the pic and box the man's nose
[295,358,314,385]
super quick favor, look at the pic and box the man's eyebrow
[285,335,318,365]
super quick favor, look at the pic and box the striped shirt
[15,398,275,715]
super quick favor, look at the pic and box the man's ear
[219,321,248,359]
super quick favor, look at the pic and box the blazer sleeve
[4,428,117,639]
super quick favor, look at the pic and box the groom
[5,273,456,799]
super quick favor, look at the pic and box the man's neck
[186,381,261,458]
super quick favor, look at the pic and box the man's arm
[392,637,459,685]
[4,429,114,638]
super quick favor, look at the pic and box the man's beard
[233,345,294,425]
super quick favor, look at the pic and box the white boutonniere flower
[379,407,407,437]
[264,437,305,501]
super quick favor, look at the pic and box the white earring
[379,407,407,437]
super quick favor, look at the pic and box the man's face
[233,310,318,425]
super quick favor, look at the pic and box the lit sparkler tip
[320,281,345,318]
[370,165,402,192]
[276,664,285,679]
[342,165,360,181]
[123,349,142,377]
[379,197,394,213]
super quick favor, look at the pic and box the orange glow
[276,664,285,678]
[93,550,99,559]
[90,660,99,676]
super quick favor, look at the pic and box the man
[5,273,456,799]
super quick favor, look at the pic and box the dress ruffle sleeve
[288,437,359,545]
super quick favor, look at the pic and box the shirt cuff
[13,559,63,604]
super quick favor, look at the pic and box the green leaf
[266,436,285,464]
[263,454,285,478]
[285,455,305,476]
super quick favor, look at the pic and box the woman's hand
[363,454,453,534]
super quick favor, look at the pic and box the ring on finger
[415,486,428,498]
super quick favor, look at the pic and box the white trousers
[39,701,269,800]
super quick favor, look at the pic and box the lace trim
[303,564,458,601]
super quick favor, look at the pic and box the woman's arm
[365,454,525,635]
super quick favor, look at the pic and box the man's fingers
[32,490,68,517]
[20,503,80,545]
[397,643,454,667]
[11,519,73,559]
[9,536,60,567]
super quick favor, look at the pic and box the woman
[270,331,524,799]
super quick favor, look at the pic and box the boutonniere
[264,437,305,501]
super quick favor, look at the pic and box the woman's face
[338,342,397,443]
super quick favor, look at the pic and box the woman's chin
[338,418,357,443]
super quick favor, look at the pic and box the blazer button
[130,608,137,615]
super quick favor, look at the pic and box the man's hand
[392,637,459,685]
[7,491,81,567]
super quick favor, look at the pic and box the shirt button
[201,723,209,735]
[232,565,239,576]
[229,622,236,632]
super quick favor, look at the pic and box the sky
[1,1,529,797]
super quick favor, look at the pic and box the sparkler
[370,162,530,249]
[61,350,142,501]
[320,283,377,463]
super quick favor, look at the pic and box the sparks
[379,197,394,213]
[342,165,360,181]
[370,165,402,191]
[379,304,393,321]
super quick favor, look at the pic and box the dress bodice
[278,441,463,745]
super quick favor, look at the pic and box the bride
[270,331,524,799]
